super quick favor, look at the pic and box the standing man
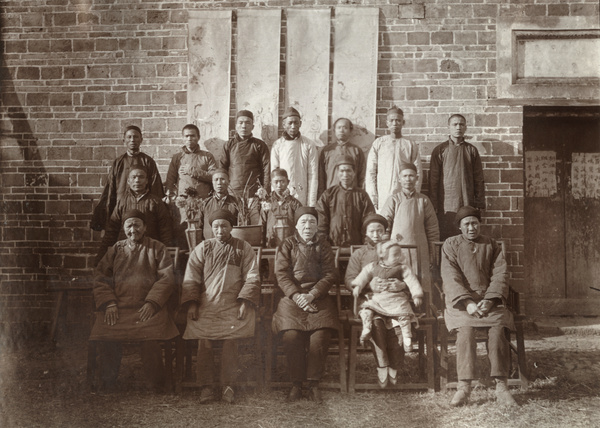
[220,110,271,197]
[366,106,422,211]
[316,156,375,247]
[318,118,365,197]
[270,107,319,206]
[429,114,485,240]
[91,125,164,231]
[441,206,517,407]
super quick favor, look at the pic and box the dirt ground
[1,328,599,428]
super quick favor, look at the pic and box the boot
[495,378,518,407]
[450,380,471,407]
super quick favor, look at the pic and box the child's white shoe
[403,337,413,353]
[377,367,388,388]
[388,367,398,385]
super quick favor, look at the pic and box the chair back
[166,247,182,312]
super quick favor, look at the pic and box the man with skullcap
[181,208,260,404]
[90,209,179,392]
[219,109,271,197]
[270,107,319,206]
[441,206,517,407]
[366,106,422,212]
[316,155,375,246]
[92,125,165,231]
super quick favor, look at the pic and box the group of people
[89,106,516,407]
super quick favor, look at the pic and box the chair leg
[87,341,98,391]
[164,340,174,393]
[515,321,529,389]
[265,327,274,388]
[175,336,184,394]
[418,329,425,379]
[348,325,359,394]
[50,291,66,343]
[440,324,448,392]
[338,325,347,393]
[425,324,436,392]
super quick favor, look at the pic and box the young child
[260,168,302,248]
[351,241,424,353]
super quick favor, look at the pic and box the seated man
[89,209,179,392]
[316,155,375,247]
[181,209,261,404]
[195,169,241,241]
[96,167,172,264]
[441,206,517,407]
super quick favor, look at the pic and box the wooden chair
[88,246,182,392]
[432,241,529,391]
[344,244,437,393]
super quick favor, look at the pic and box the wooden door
[523,106,600,316]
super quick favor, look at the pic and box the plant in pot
[228,177,267,246]
[175,187,203,249]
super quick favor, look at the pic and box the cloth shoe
[495,378,518,407]
[286,385,302,402]
[449,380,471,407]
[387,367,398,385]
[377,367,389,388]
[222,385,235,404]
[199,386,214,404]
[308,386,323,403]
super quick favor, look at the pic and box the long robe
[316,185,375,247]
[441,234,514,331]
[272,233,338,333]
[195,193,240,241]
[91,152,164,231]
[219,133,271,196]
[181,237,261,340]
[260,191,303,248]
[365,135,422,211]
[89,237,179,341]
[318,141,365,197]
[380,190,439,292]
[270,134,319,206]
[344,242,379,291]
[165,146,216,200]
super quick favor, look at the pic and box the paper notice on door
[525,151,558,197]
[571,153,600,199]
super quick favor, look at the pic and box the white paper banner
[237,9,281,148]
[286,8,331,147]
[571,152,600,199]
[332,6,379,153]
[188,10,232,160]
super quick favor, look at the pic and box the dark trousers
[456,325,510,380]
[438,211,460,241]
[281,329,332,383]
[196,339,239,387]
[369,319,405,369]
[97,341,165,389]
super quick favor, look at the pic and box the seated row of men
[91,205,517,408]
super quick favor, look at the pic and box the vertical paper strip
[286,8,330,147]
[237,9,281,149]
[188,10,232,159]
[332,6,379,153]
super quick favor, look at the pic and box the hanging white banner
[332,6,379,153]
[188,10,232,160]
[237,9,281,149]
[286,8,331,147]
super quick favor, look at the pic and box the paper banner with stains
[332,6,379,153]
[571,153,600,199]
[188,10,232,161]
[236,9,281,149]
[285,8,330,147]
[525,150,557,197]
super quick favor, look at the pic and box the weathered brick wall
[1,0,597,340]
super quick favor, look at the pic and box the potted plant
[229,178,267,246]
[175,187,203,249]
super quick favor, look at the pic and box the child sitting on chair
[351,241,424,352]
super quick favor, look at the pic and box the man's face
[296,214,318,241]
[123,217,146,242]
[386,112,405,136]
[385,246,404,266]
[236,116,254,138]
[337,164,355,188]
[182,128,200,151]
[459,216,481,241]
[365,223,385,244]
[283,116,301,138]
[212,172,229,194]
[212,219,232,241]
[399,169,417,192]
[123,129,142,153]
[334,119,352,143]
[127,169,148,194]
[272,176,289,194]
[449,116,467,140]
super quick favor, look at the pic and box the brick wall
[1,0,597,340]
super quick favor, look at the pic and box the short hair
[333,117,354,131]
[448,114,467,124]
[128,166,148,177]
[124,125,142,136]
[271,168,289,180]
[387,106,404,117]
[182,124,200,137]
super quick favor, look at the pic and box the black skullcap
[124,125,142,136]
[335,155,356,169]
[212,168,229,177]
[236,110,254,121]
[362,213,388,234]
[282,106,300,120]
[122,209,145,224]
[294,206,318,225]
[455,206,481,226]
[398,163,417,173]
[208,209,236,226]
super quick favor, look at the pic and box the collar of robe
[295,231,317,246]
[126,149,140,157]
[182,145,201,154]
[235,133,253,143]
[283,131,301,141]
[449,136,465,145]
